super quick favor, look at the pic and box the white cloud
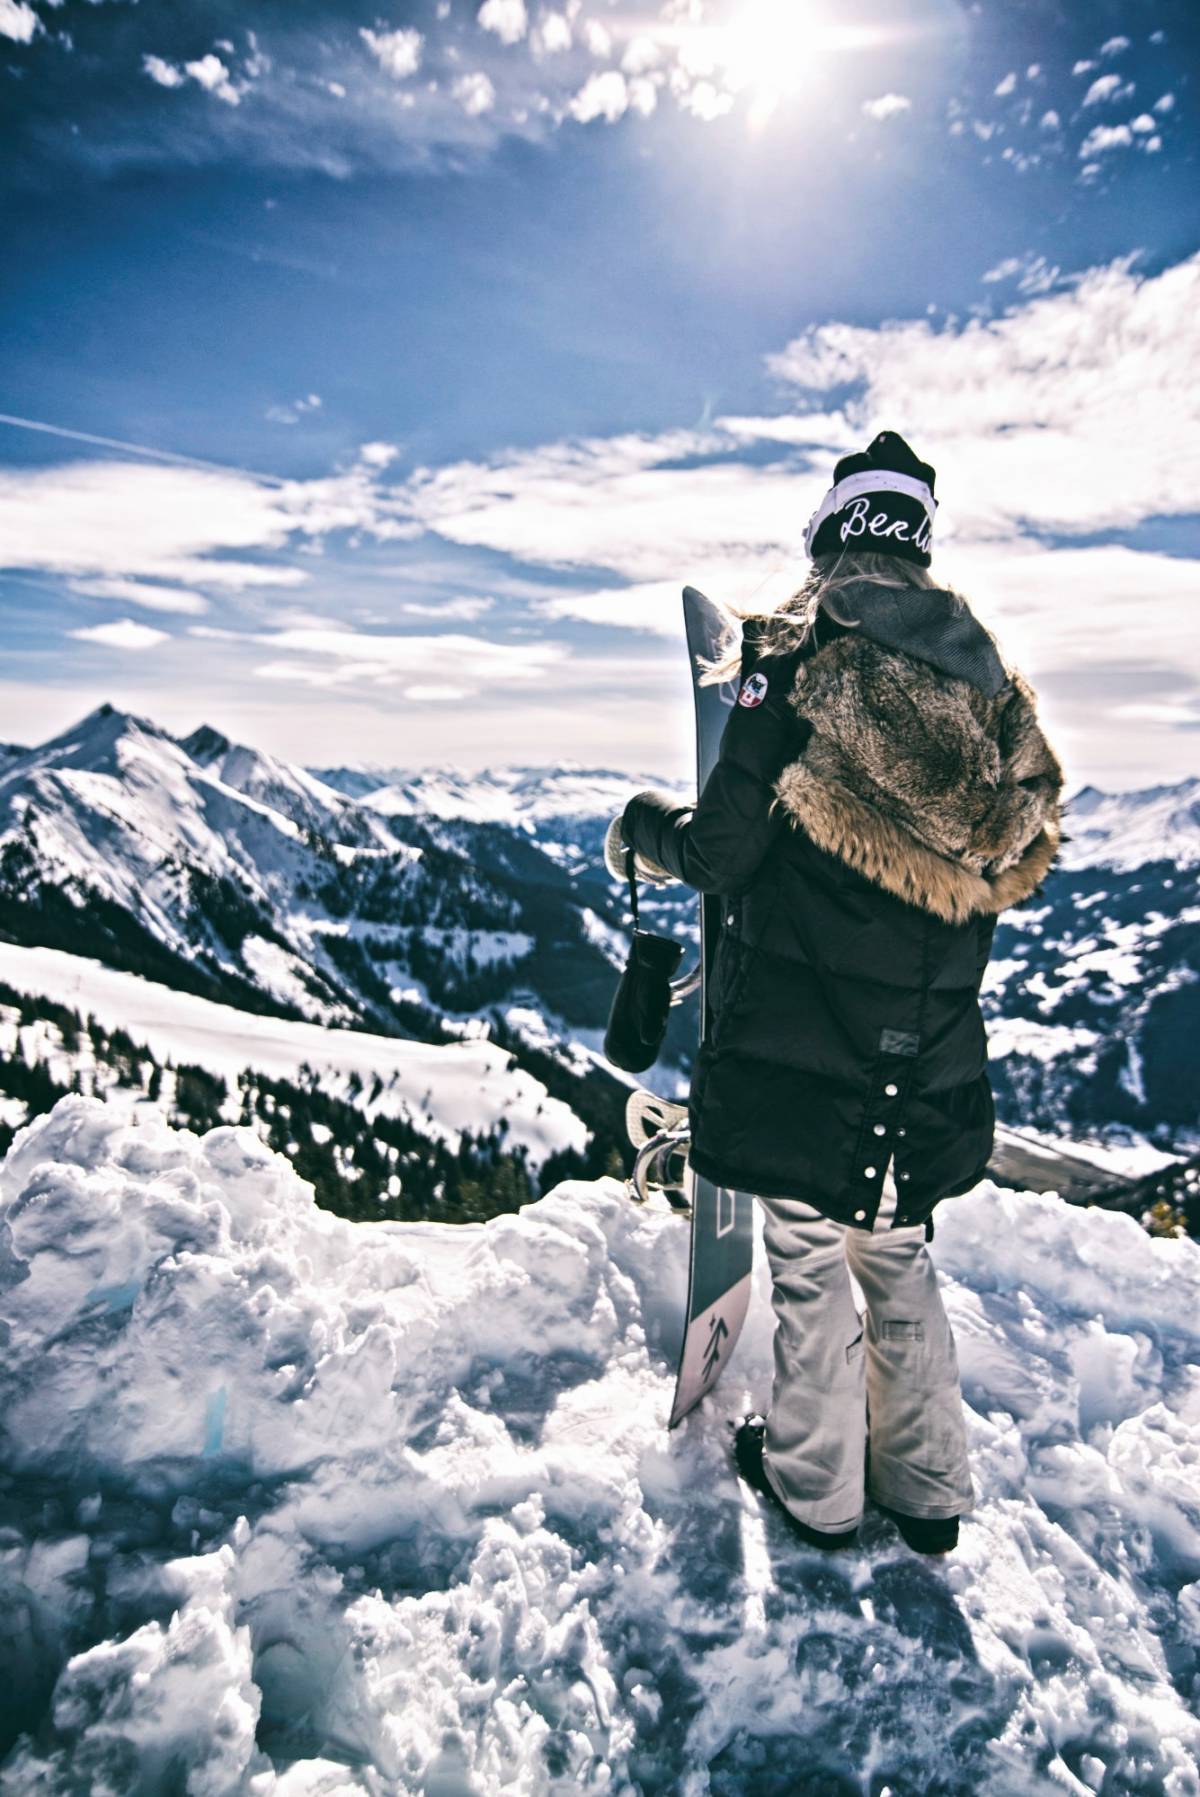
[569,70,628,124]
[1129,114,1157,134]
[1112,699,1200,727]
[144,50,244,105]
[70,619,171,652]
[70,578,210,616]
[677,80,733,122]
[184,54,240,106]
[359,441,400,468]
[1100,35,1131,57]
[360,27,423,80]
[1040,109,1060,130]
[453,71,496,115]
[539,579,685,635]
[477,0,528,46]
[714,411,856,449]
[994,72,1017,97]
[143,54,185,89]
[402,597,495,621]
[0,0,37,43]
[404,684,471,702]
[266,394,322,426]
[1154,93,1175,113]
[982,254,1062,296]
[862,93,911,122]
[0,458,407,593]
[583,19,611,57]
[1079,123,1133,157]
[1016,255,1060,295]
[627,77,657,118]
[767,252,1200,540]
[398,251,1200,637]
[622,35,661,74]
[401,428,810,607]
[944,543,1200,679]
[1072,60,1095,75]
[536,10,572,53]
[1083,73,1132,107]
[252,626,563,692]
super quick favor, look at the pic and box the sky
[1,0,1197,789]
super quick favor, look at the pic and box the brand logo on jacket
[738,671,769,709]
[839,496,933,553]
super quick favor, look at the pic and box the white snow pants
[757,1168,975,1532]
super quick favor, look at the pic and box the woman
[611,431,1062,1554]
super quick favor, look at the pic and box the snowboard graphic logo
[738,670,768,709]
[702,1314,730,1384]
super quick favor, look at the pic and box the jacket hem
[687,1141,972,1227]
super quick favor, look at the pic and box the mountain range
[1,706,1197,1216]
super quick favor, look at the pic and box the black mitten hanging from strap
[603,851,684,1074]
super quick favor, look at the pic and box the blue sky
[1,0,1196,786]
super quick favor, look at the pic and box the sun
[719,0,827,98]
[699,0,887,132]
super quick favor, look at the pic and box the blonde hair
[700,551,947,686]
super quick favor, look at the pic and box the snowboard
[665,587,756,1429]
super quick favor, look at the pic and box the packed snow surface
[0,942,585,1167]
[3,1099,1200,1795]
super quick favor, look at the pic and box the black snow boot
[732,1416,859,1551]
[875,1503,959,1555]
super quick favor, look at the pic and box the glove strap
[624,847,641,930]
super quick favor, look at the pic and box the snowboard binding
[625,1089,692,1214]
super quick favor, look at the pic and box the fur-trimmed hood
[773,585,1063,923]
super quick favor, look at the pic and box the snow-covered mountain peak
[1061,776,1200,871]
[0,706,643,1093]
[181,722,232,763]
[181,722,384,847]
[1,703,174,785]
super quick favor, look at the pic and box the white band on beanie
[804,468,938,558]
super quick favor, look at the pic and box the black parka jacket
[621,583,1062,1231]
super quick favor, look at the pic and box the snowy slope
[181,723,386,847]
[0,704,401,1026]
[0,941,585,1168]
[1062,779,1200,873]
[2,1097,1199,1794]
[0,709,638,1105]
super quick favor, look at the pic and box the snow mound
[3,1098,1200,1794]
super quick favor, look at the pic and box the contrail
[0,412,286,485]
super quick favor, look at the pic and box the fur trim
[774,631,1063,922]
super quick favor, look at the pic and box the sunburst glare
[677,0,896,133]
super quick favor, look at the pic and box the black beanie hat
[804,430,938,568]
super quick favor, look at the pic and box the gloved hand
[605,814,674,886]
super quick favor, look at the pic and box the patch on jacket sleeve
[738,670,769,709]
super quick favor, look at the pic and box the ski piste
[663,585,756,1429]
